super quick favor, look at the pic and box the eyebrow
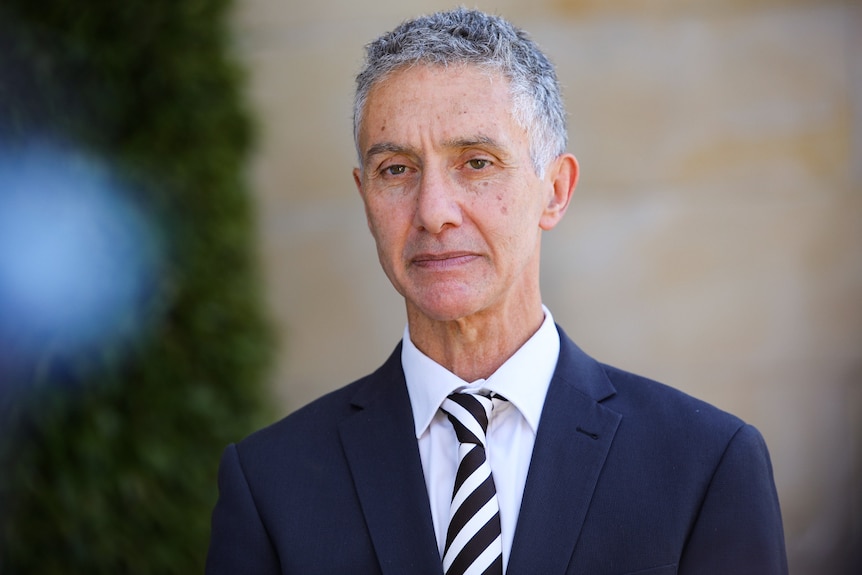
[363,142,415,165]
[363,135,506,165]
[444,135,505,152]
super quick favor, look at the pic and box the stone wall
[233,0,861,572]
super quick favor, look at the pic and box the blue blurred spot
[0,142,162,378]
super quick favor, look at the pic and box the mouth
[410,251,480,270]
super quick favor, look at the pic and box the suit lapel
[507,330,622,575]
[338,346,442,575]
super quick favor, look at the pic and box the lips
[410,251,480,269]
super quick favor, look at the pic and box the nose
[413,166,462,234]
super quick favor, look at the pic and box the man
[207,8,787,574]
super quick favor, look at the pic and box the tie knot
[441,392,495,445]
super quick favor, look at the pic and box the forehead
[357,64,519,147]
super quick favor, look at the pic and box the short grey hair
[353,7,567,177]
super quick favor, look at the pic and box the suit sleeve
[206,443,281,575]
[679,424,788,574]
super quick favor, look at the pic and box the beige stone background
[232,0,861,572]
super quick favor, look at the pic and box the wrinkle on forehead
[357,65,521,169]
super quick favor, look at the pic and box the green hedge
[0,1,274,572]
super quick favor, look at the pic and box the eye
[467,158,491,170]
[383,164,407,176]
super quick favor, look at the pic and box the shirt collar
[402,306,561,439]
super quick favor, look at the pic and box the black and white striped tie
[440,392,504,575]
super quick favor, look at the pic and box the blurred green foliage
[0,0,274,572]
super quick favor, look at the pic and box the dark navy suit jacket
[206,328,788,574]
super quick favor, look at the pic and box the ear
[353,167,364,199]
[354,167,377,234]
[539,153,578,231]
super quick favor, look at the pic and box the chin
[410,294,487,324]
[401,276,495,320]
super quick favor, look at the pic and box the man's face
[353,64,571,325]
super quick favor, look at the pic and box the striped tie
[440,392,504,575]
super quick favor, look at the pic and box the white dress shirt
[401,306,561,570]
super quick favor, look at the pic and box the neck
[406,299,545,382]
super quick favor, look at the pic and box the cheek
[489,195,544,254]
[368,213,393,247]
[494,193,509,215]
[366,201,408,252]
[482,187,537,232]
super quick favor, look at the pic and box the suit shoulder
[237,375,363,458]
[234,344,403,462]
[598,362,748,441]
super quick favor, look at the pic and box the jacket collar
[339,345,442,575]
[508,327,621,574]
[340,328,621,575]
